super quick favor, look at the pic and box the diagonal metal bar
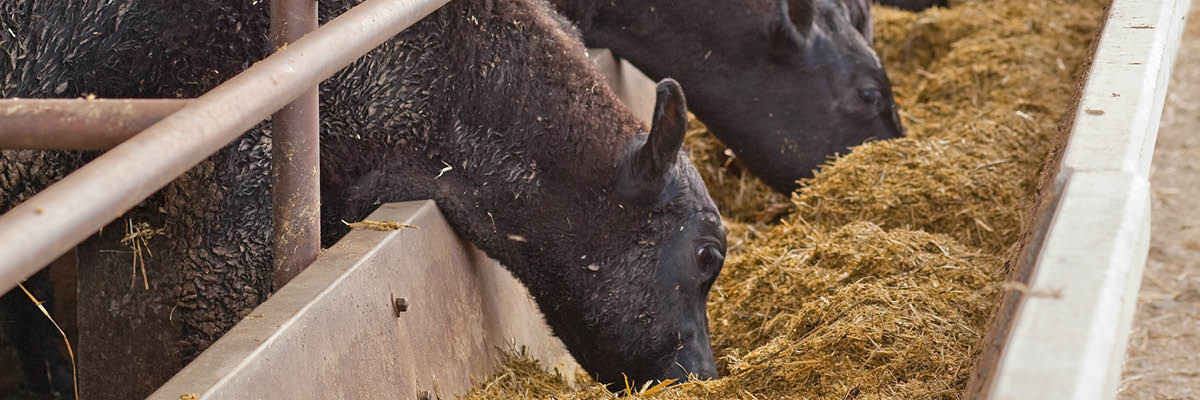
[0,0,450,295]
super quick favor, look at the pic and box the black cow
[550,0,906,193]
[0,0,723,396]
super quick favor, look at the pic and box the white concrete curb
[990,0,1191,398]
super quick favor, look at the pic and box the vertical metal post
[270,0,321,289]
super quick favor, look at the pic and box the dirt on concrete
[1117,5,1200,399]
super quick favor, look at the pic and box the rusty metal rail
[0,99,190,150]
[0,0,451,295]
[269,0,322,289]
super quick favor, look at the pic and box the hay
[463,348,588,399]
[465,0,1109,398]
[16,283,78,400]
[342,219,417,231]
[698,222,1003,399]
[120,220,164,290]
[802,0,1107,253]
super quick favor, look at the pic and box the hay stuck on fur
[120,220,165,290]
[465,0,1108,398]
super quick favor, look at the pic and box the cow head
[562,0,906,193]
[533,79,725,388]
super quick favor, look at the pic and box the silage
[464,0,1109,398]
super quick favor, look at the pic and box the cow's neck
[320,0,644,285]
[548,0,653,47]
[547,0,705,84]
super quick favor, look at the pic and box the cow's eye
[858,88,882,107]
[696,245,725,275]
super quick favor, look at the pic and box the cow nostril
[664,360,718,383]
[693,364,719,380]
[666,343,719,382]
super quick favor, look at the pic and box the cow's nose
[688,360,719,381]
[664,335,719,382]
[889,106,907,138]
[665,354,718,382]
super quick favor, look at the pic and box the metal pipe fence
[0,0,451,295]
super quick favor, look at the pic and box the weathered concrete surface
[1118,4,1200,399]
[149,201,578,400]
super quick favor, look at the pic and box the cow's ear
[617,79,687,203]
[770,0,812,57]
[846,0,873,43]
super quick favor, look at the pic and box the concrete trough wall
[150,201,579,399]
[987,0,1190,398]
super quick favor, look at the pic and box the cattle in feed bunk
[0,0,727,397]
[549,0,907,193]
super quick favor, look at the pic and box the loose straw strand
[17,282,78,400]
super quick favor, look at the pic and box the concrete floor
[1117,4,1200,399]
